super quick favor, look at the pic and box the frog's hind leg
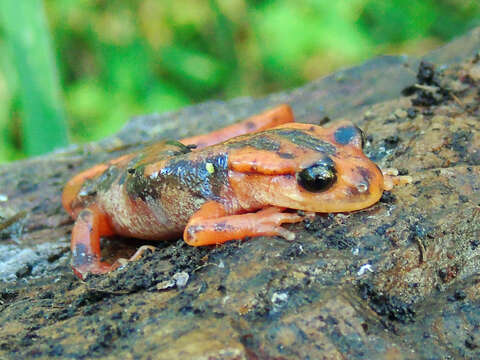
[62,164,108,216]
[70,206,115,279]
[62,154,135,217]
[71,209,158,278]
[184,201,305,246]
[180,104,294,149]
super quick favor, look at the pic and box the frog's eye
[296,159,337,192]
[334,125,365,149]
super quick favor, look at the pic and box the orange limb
[184,201,304,246]
[62,164,108,216]
[62,154,134,216]
[382,168,413,191]
[70,206,116,279]
[180,104,294,149]
[70,206,118,279]
[71,207,158,279]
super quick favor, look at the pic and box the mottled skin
[63,104,398,279]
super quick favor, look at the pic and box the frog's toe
[115,245,157,267]
[71,261,113,280]
[184,203,305,246]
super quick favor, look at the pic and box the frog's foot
[184,201,304,246]
[180,104,294,149]
[70,206,115,279]
[382,168,413,191]
[116,245,157,267]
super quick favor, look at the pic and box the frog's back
[97,141,238,240]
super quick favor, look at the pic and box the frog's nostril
[356,182,369,193]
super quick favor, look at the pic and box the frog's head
[227,121,384,213]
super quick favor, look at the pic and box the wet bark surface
[1,28,479,359]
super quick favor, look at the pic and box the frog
[62,104,408,279]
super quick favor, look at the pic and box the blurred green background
[0,0,479,163]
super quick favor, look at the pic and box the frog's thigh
[180,104,294,149]
[70,206,115,279]
[184,201,304,246]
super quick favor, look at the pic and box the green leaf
[0,0,69,156]
[160,45,227,90]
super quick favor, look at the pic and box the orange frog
[63,105,408,279]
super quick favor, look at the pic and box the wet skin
[62,104,398,279]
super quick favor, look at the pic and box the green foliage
[0,0,479,162]
[0,0,68,157]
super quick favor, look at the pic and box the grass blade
[0,0,68,156]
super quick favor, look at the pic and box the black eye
[297,159,337,192]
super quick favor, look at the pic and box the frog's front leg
[184,201,305,246]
